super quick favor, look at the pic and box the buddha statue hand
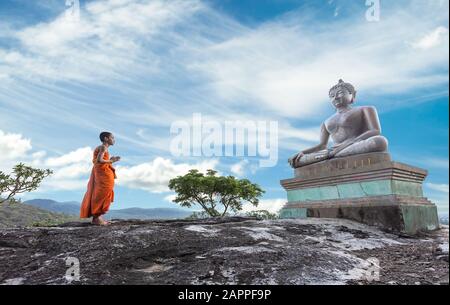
[288,151,305,168]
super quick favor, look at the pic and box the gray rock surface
[0,217,448,285]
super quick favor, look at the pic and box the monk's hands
[110,156,121,163]
[288,152,304,167]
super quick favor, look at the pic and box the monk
[80,132,121,225]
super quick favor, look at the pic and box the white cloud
[426,183,449,194]
[229,159,263,176]
[0,128,221,194]
[425,183,449,215]
[40,150,221,193]
[1,0,203,82]
[425,157,449,169]
[1,0,447,123]
[45,147,93,167]
[0,0,447,167]
[429,193,449,215]
[188,2,449,118]
[412,26,449,50]
[31,150,47,160]
[0,139,92,193]
[230,160,249,177]
[241,198,286,214]
[35,148,94,191]
[164,193,177,202]
[116,157,219,193]
[0,129,32,161]
[39,178,89,191]
[51,163,92,179]
[0,131,92,192]
[278,124,320,144]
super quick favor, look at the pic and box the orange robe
[80,147,116,218]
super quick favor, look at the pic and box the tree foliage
[168,169,265,217]
[0,163,53,204]
[245,210,279,220]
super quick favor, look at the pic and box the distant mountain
[0,202,79,228]
[106,207,192,220]
[21,199,450,224]
[24,199,192,220]
[24,199,80,215]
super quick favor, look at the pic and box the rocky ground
[0,217,448,285]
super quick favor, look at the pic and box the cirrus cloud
[412,26,449,50]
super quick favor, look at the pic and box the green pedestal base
[400,205,440,234]
[279,208,307,219]
[279,202,439,235]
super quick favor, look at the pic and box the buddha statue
[288,79,388,168]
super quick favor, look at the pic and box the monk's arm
[97,146,113,164]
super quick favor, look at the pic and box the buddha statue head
[329,79,357,110]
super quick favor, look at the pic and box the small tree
[0,163,53,204]
[245,210,279,220]
[168,169,265,217]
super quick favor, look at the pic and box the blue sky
[0,0,448,215]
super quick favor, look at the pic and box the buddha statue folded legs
[333,135,388,158]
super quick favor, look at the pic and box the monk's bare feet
[92,216,110,226]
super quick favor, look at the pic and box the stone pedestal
[279,152,439,234]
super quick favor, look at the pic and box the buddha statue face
[329,79,356,110]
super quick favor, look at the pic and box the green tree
[0,163,53,204]
[168,169,265,217]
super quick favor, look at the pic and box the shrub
[245,210,279,220]
[169,169,264,217]
[0,163,53,204]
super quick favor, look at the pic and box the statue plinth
[279,152,440,234]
